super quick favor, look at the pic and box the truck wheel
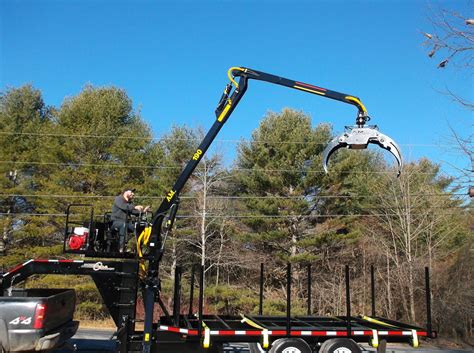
[249,342,264,353]
[319,338,361,353]
[269,338,312,353]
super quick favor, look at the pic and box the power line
[177,212,468,218]
[0,131,157,141]
[0,160,179,170]
[0,160,454,175]
[0,131,458,148]
[0,211,468,218]
[0,193,467,200]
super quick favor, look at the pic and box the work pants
[112,221,134,251]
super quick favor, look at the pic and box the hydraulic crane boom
[139,66,403,353]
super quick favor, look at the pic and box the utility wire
[0,160,179,170]
[0,160,454,175]
[0,193,467,199]
[0,131,457,148]
[0,211,468,218]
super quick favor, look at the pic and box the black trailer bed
[121,314,430,353]
[155,314,429,344]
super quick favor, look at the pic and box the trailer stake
[425,267,433,338]
[173,266,182,326]
[371,264,376,317]
[286,263,291,337]
[259,263,264,316]
[188,264,196,316]
[307,263,312,316]
[198,265,204,339]
[345,265,351,337]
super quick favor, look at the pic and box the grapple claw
[322,126,403,176]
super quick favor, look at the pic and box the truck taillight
[33,303,46,329]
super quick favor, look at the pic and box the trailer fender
[318,338,362,353]
[269,338,312,353]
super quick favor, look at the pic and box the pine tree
[233,108,332,266]
[0,85,55,263]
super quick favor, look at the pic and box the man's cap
[123,187,136,193]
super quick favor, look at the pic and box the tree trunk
[386,251,392,317]
[404,178,416,322]
[407,260,416,322]
[200,166,208,286]
[0,214,10,255]
[215,221,226,287]
[170,237,177,281]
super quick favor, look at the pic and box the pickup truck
[0,288,78,352]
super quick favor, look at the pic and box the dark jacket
[111,195,138,223]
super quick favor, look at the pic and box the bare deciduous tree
[423,8,473,71]
[423,7,473,109]
[423,5,473,196]
[363,161,465,323]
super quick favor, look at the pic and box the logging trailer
[1,67,436,353]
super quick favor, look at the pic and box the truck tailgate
[0,288,78,352]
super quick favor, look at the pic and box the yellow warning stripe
[294,85,326,96]
[217,101,232,122]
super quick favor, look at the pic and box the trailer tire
[269,338,312,353]
[319,338,361,353]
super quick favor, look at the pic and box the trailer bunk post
[425,267,433,338]
[198,265,204,340]
[345,265,351,337]
[286,263,291,337]
[188,264,196,316]
[307,263,312,316]
[259,263,264,316]
[173,266,182,326]
[371,264,376,317]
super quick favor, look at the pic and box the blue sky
[1,0,471,177]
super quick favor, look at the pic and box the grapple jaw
[322,125,403,176]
